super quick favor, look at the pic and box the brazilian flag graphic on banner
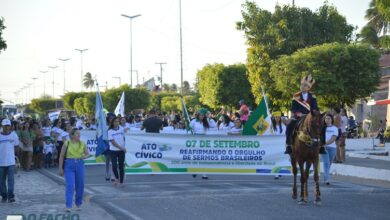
[243,95,272,136]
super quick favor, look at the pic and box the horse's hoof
[298,199,307,205]
[314,198,322,206]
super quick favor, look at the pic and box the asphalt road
[42,165,390,220]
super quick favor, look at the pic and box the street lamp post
[40,70,48,97]
[48,66,58,98]
[179,0,184,95]
[155,62,166,88]
[121,13,141,88]
[58,58,70,95]
[132,70,139,86]
[75,48,88,91]
[112,76,122,87]
[31,77,38,99]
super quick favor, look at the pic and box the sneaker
[8,198,15,203]
[64,208,72,212]
[325,182,330,186]
[201,175,208,180]
[1,198,7,203]
[74,206,82,211]
[192,174,197,178]
[284,145,292,154]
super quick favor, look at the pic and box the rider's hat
[301,74,315,89]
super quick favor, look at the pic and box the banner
[125,133,291,175]
[48,110,61,122]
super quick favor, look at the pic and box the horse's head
[309,110,323,137]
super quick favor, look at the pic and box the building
[350,54,390,132]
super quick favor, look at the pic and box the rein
[299,114,321,147]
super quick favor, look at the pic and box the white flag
[48,110,61,122]
[114,92,125,116]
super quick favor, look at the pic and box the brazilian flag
[243,95,272,136]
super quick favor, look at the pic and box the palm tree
[365,0,390,36]
[83,72,95,90]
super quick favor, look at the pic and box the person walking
[108,117,127,187]
[0,119,20,203]
[190,108,210,179]
[58,128,89,212]
[20,121,34,171]
[141,109,163,133]
[321,113,338,185]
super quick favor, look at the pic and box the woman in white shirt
[189,108,210,135]
[219,114,234,132]
[108,116,127,187]
[321,113,338,185]
[189,108,209,179]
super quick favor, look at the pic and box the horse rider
[284,75,326,155]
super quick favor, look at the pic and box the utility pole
[31,77,38,99]
[75,48,88,91]
[179,0,184,95]
[48,66,58,98]
[155,62,166,88]
[58,58,70,95]
[40,70,48,97]
[121,14,141,88]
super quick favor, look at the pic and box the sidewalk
[327,138,390,182]
[0,170,115,220]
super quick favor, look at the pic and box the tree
[182,81,191,94]
[103,85,150,113]
[197,63,253,109]
[73,97,86,115]
[30,98,62,114]
[148,92,179,111]
[0,18,6,53]
[161,96,179,112]
[237,2,354,108]
[63,92,88,110]
[83,72,95,90]
[359,0,390,51]
[270,43,380,108]
[365,0,390,36]
[162,83,171,91]
[171,84,178,92]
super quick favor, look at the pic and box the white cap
[1,119,11,126]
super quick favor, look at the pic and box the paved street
[37,165,390,220]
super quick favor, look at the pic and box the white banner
[80,130,293,175]
[125,133,291,175]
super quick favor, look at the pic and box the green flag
[243,94,272,136]
[180,97,193,134]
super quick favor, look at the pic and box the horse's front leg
[314,156,321,205]
[291,156,297,200]
[304,162,312,203]
[298,162,307,205]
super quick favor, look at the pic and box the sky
[0,0,371,105]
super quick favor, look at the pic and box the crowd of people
[0,74,368,209]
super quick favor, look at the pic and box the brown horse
[290,110,323,205]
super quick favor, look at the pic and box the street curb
[327,163,390,182]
